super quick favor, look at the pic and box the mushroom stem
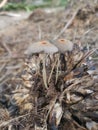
[42,54,48,89]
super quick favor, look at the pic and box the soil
[0,3,98,130]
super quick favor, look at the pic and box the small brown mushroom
[52,39,74,72]
[24,40,58,89]
[38,41,58,88]
[24,40,58,55]
[54,39,73,53]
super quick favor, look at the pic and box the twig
[45,95,57,121]
[81,27,96,40]
[0,113,30,128]
[60,80,81,102]
[0,70,12,82]
[72,119,87,130]
[82,48,97,59]
[0,59,11,63]
[6,63,23,70]
[55,55,60,84]
[53,8,79,40]
[48,57,58,83]
[8,125,12,130]
[2,42,12,55]
[0,12,21,17]
[0,0,8,8]
[72,48,97,70]
[0,55,25,63]
[0,63,6,73]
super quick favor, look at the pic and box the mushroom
[24,40,58,89]
[51,39,74,81]
[53,39,73,53]
[25,40,58,55]
[24,40,58,68]
[38,41,58,88]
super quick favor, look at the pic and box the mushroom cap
[25,40,58,55]
[40,41,58,54]
[24,42,43,55]
[54,39,73,53]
